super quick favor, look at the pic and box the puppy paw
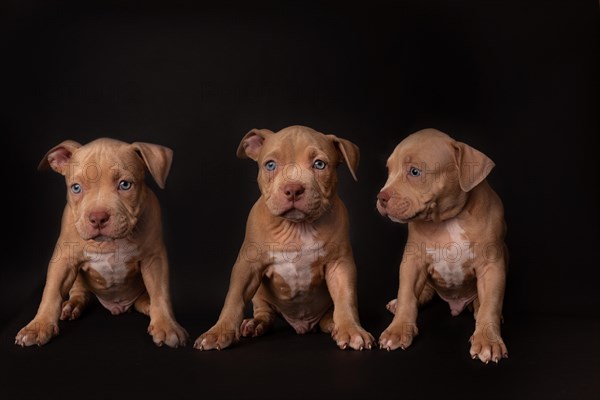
[469,322,508,364]
[240,317,272,338]
[15,319,59,347]
[332,323,375,351]
[60,298,86,321]
[385,299,398,315]
[194,322,239,351]
[379,321,418,351]
[147,318,189,348]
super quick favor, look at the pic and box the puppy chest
[266,243,325,299]
[82,241,140,288]
[427,256,474,288]
[425,220,475,288]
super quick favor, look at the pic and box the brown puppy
[194,125,374,351]
[376,129,508,363]
[15,138,188,348]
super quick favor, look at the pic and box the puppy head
[40,138,173,241]
[377,129,494,223]
[237,125,359,222]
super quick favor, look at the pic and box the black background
[1,1,599,399]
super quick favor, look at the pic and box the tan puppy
[194,125,374,351]
[15,138,188,348]
[376,129,508,363]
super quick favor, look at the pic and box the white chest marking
[427,220,471,287]
[270,228,323,297]
[83,240,140,287]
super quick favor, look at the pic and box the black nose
[89,211,110,229]
[283,183,305,201]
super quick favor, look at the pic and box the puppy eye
[265,160,277,171]
[118,180,132,190]
[313,160,327,170]
[409,167,421,177]
[71,183,82,194]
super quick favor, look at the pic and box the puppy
[15,138,188,348]
[194,125,374,351]
[376,129,508,363]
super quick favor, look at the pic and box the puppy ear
[39,140,82,175]
[236,129,274,161]
[453,141,495,192]
[130,142,174,189]
[328,135,360,181]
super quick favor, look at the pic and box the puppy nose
[283,183,305,201]
[378,191,391,207]
[89,211,110,229]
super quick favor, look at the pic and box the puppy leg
[194,252,264,350]
[325,257,375,351]
[418,284,436,306]
[468,297,480,319]
[318,310,334,333]
[60,274,92,321]
[469,263,508,364]
[140,249,189,348]
[134,291,150,316]
[386,283,435,315]
[16,237,80,347]
[468,298,503,324]
[379,256,427,351]
[240,294,275,338]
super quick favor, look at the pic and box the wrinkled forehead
[67,145,144,179]
[389,135,455,168]
[260,129,338,163]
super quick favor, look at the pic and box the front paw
[469,322,508,364]
[332,323,375,351]
[15,319,59,347]
[379,321,418,351]
[194,322,239,350]
[147,318,189,348]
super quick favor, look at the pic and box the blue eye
[313,160,327,170]
[409,167,421,177]
[118,180,132,190]
[265,160,277,171]
[71,183,82,194]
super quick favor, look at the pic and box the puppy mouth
[280,208,309,222]
[91,234,116,242]
[378,190,437,224]
[389,215,410,223]
[377,200,416,224]
[85,227,130,242]
[271,196,324,222]
[76,212,135,241]
[385,206,428,224]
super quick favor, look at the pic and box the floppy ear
[130,142,174,189]
[453,140,495,192]
[236,128,275,161]
[38,140,83,175]
[327,135,360,181]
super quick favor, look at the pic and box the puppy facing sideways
[195,125,374,351]
[15,138,188,348]
[376,129,508,363]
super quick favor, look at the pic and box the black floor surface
[2,296,598,400]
